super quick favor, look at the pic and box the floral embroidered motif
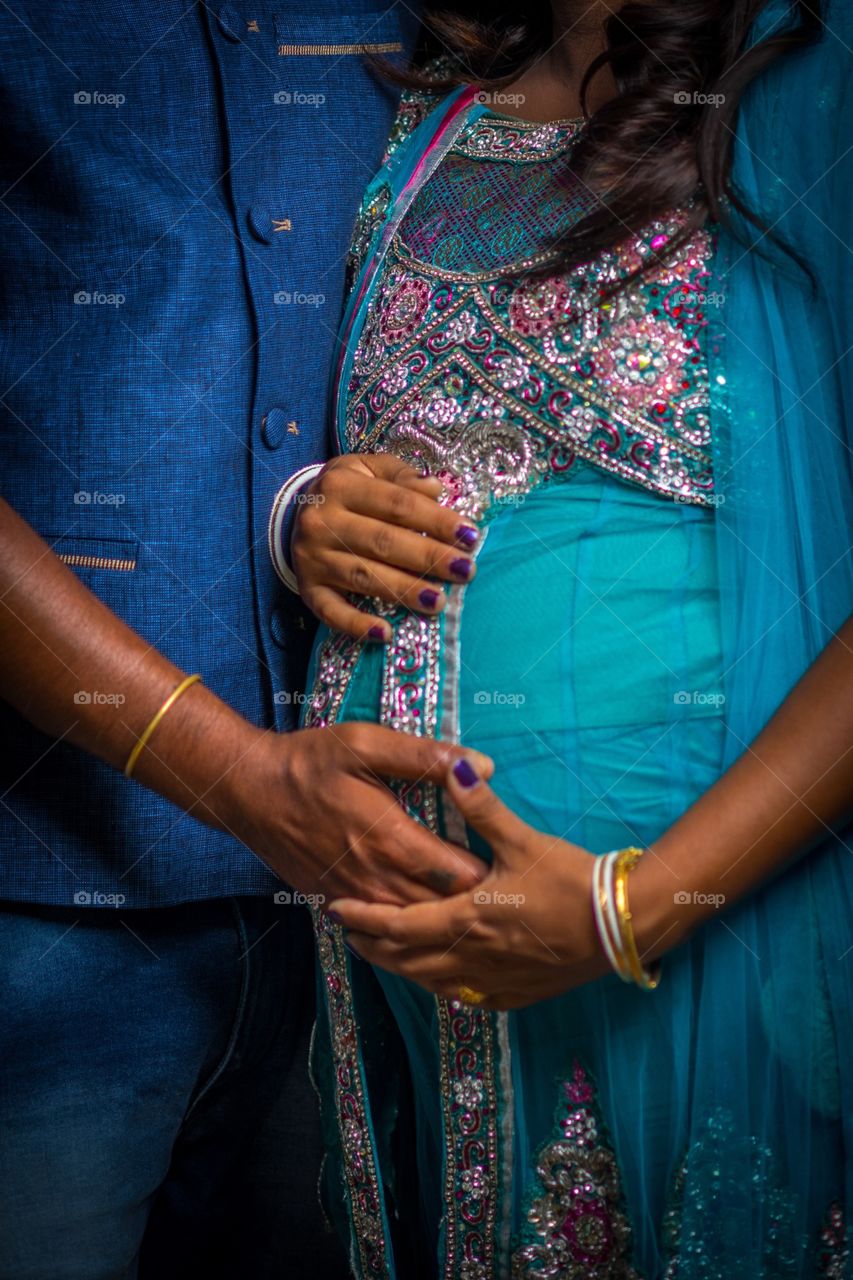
[512,1060,642,1279]
[438,998,501,1280]
[313,914,391,1278]
[661,1109,808,1278]
[305,627,364,728]
[451,112,584,162]
[377,599,505,1277]
[342,107,714,509]
[381,57,459,164]
[304,630,392,1279]
[817,1202,848,1278]
[378,275,432,343]
[346,182,392,295]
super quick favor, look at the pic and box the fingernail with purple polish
[450,558,472,581]
[455,525,478,549]
[419,588,440,610]
[368,625,387,642]
[453,758,480,789]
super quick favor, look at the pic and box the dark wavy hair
[388,0,824,274]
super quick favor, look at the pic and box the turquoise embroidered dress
[303,11,853,1274]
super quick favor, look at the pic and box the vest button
[217,6,241,42]
[261,407,287,449]
[246,206,273,244]
[270,608,288,649]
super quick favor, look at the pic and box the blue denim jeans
[0,895,348,1279]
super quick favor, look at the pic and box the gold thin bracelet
[124,674,203,779]
[613,847,661,991]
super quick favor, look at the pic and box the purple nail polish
[455,525,478,549]
[419,588,440,609]
[367,625,386,642]
[450,558,472,580]
[453,758,480,788]
[327,909,344,925]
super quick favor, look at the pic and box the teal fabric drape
[307,7,853,1274]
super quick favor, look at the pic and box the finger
[326,898,405,936]
[302,585,391,643]
[319,551,451,614]
[445,758,530,863]
[312,510,477,587]
[337,723,494,785]
[379,820,487,894]
[361,454,444,497]
[321,813,485,900]
[336,475,480,551]
[329,891,476,950]
[344,931,475,979]
[332,872,440,908]
[398,473,445,498]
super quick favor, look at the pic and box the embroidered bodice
[344,105,715,517]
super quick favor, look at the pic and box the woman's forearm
[632,617,853,958]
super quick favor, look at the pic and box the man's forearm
[0,498,262,834]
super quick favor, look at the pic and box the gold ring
[457,985,487,1006]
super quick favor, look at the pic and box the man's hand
[0,498,491,909]
[324,757,608,1008]
[223,724,494,906]
[292,454,481,642]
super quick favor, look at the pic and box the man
[0,4,483,1275]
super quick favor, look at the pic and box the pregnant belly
[306,465,727,850]
[454,467,727,849]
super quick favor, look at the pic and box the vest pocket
[46,534,139,573]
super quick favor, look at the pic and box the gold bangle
[124,674,203,779]
[613,847,660,991]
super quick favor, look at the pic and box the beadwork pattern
[662,1109,807,1278]
[511,1059,642,1279]
[304,626,391,1279]
[343,109,715,514]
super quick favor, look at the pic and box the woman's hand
[291,454,480,642]
[327,759,620,1009]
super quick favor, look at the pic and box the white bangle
[268,463,325,593]
[592,852,625,980]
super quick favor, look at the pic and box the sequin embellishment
[377,597,505,1278]
[818,1202,848,1278]
[512,1059,641,1279]
[304,629,392,1278]
[343,107,715,508]
[662,1109,807,1278]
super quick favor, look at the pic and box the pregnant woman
[275,1,853,1275]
